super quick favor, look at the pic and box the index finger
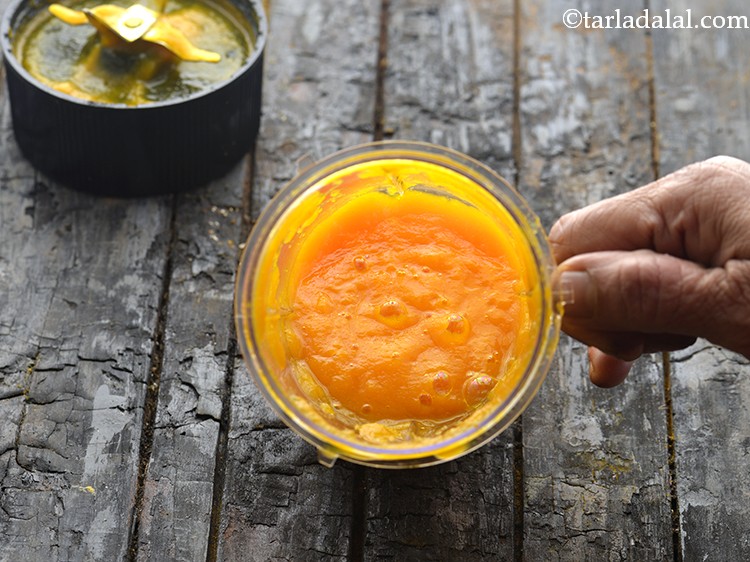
[549,156,750,266]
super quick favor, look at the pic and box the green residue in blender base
[13,0,254,105]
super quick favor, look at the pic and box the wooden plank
[135,168,245,561]
[385,0,516,178]
[360,1,518,559]
[651,0,750,558]
[0,116,171,562]
[363,439,515,560]
[0,0,172,552]
[517,1,674,558]
[217,0,381,559]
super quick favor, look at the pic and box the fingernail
[559,270,595,318]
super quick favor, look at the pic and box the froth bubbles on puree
[270,160,538,444]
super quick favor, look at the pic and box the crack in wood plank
[206,153,256,562]
[126,196,178,562]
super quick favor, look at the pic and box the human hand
[549,156,750,387]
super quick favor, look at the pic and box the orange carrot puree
[284,166,532,425]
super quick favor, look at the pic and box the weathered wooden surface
[1,0,750,560]
[518,1,674,559]
[134,170,245,561]
[0,88,172,562]
[0,0,174,553]
[652,0,750,559]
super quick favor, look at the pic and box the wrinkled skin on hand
[550,156,750,387]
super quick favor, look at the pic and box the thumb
[557,249,750,355]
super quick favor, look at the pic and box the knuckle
[548,214,568,247]
[548,212,577,262]
[699,156,750,191]
[619,251,665,321]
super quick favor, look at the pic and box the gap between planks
[350,0,527,559]
[644,3,682,555]
[127,195,179,562]
[347,2,392,560]
[205,151,258,562]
